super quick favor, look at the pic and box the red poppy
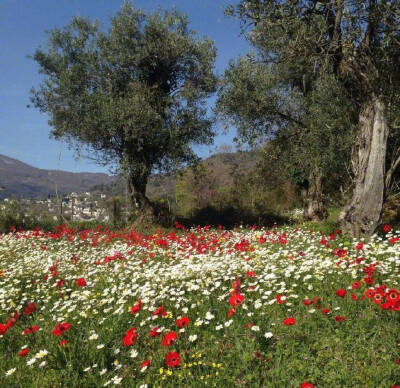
[276,294,286,304]
[161,331,178,347]
[301,383,315,388]
[386,289,400,302]
[246,271,256,278]
[283,317,296,326]
[18,348,29,357]
[59,339,68,347]
[150,326,162,337]
[373,293,384,304]
[153,306,167,317]
[232,278,241,292]
[165,351,181,367]
[227,308,236,317]
[176,316,190,328]
[351,293,357,301]
[355,242,364,250]
[23,302,37,315]
[383,224,392,233]
[130,299,142,315]
[395,358,400,365]
[76,278,86,287]
[365,288,375,299]
[0,324,7,335]
[57,279,65,288]
[322,308,331,315]
[364,277,374,285]
[5,316,17,329]
[336,289,347,298]
[335,315,346,322]
[229,292,245,307]
[123,327,138,346]
[23,326,40,335]
[352,281,362,290]
[52,322,71,336]
[141,359,151,369]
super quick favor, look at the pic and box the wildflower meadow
[0,223,399,387]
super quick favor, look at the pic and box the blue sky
[0,0,250,173]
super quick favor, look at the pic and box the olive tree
[30,3,217,221]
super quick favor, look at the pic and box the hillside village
[1,191,120,222]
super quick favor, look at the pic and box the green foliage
[299,207,342,235]
[30,2,217,210]
[174,151,300,227]
[105,196,124,228]
[0,200,58,233]
[220,0,400,221]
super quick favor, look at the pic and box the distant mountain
[0,151,257,201]
[0,154,117,200]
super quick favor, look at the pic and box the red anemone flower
[365,288,375,299]
[352,281,362,290]
[0,324,8,335]
[76,278,87,287]
[59,339,68,347]
[141,359,151,369]
[165,351,181,368]
[301,383,315,388]
[161,331,178,347]
[23,302,37,315]
[23,326,40,335]
[283,317,296,326]
[387,289,400,302]
[150,326,162,337]
[176,316,190,328]
[335,315,346,322]
[383,224,392,233]
[18,348,29,357]
[52,322,71,336]
[153,306,167,317]
[336,289,347,298]
[123,327,138,346]
[276,294,286,304]
[355,242,364,250]
[364,277,374,285]
[130,299,142,315]
[229,292,245,307]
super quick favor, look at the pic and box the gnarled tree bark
[127,167,157,225]
[303,169,327,221]
[340,95,388,237]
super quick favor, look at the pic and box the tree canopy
[219,0,400,234]
[30,3,217,219]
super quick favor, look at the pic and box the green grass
[0,224,399,387]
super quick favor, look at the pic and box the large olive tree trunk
[340,95,388,237]
[303,169,327,221]
[127,167,156,225]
